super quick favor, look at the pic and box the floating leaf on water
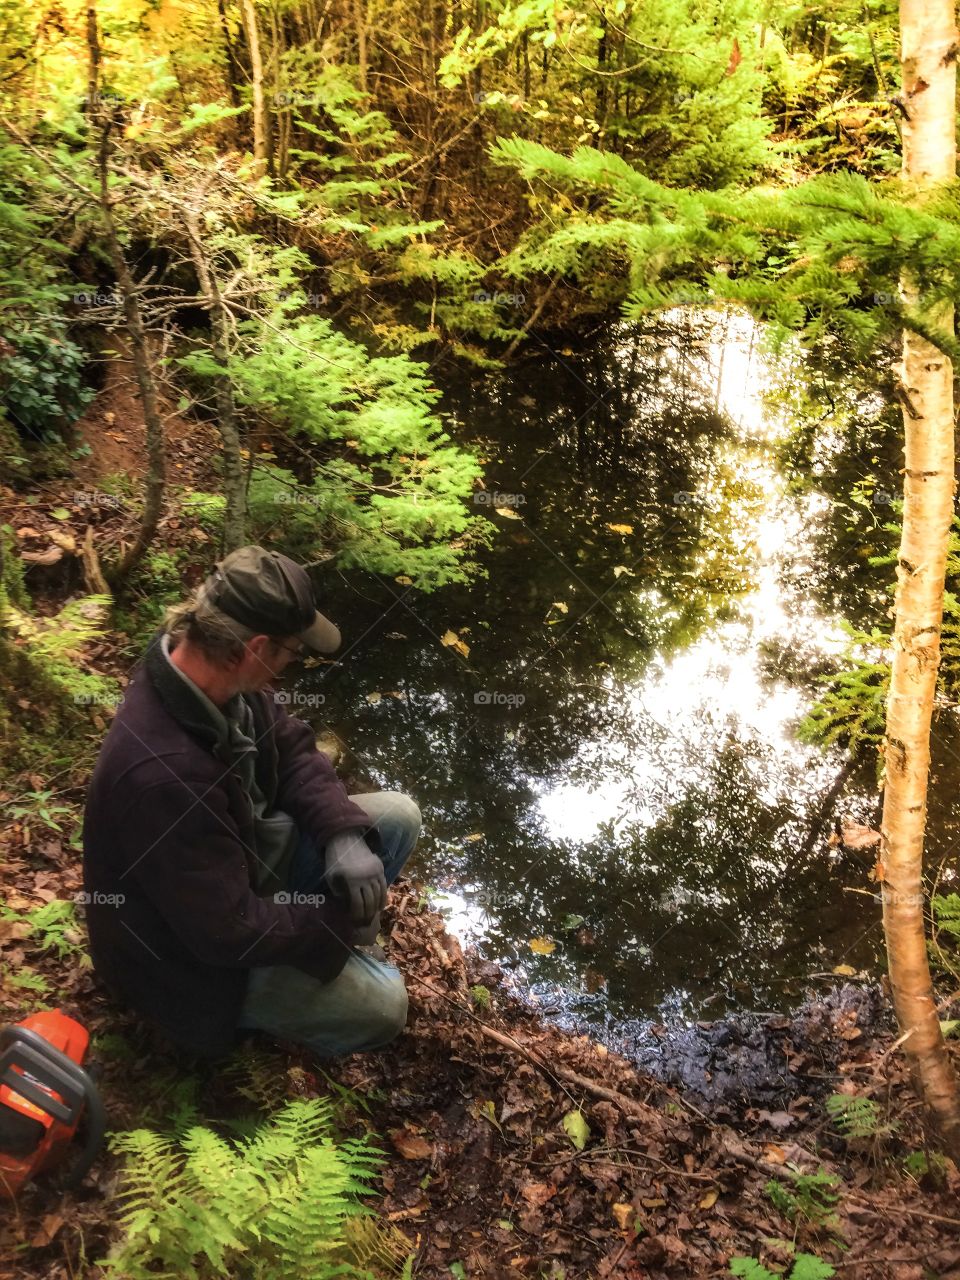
[549,601,569,614]
[529,936,555,954]
[464,832,484,842]
[561,913,585,931]
[606,523,634,535]
[613,565,636,578]
[395,575,414,585]
[496,507,523,520]
[561,1109,590,1150]
[366,692,382,704]
[440,629,470,658]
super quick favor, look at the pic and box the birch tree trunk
[879,0,960,1154]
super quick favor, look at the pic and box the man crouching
[82,544,420,1059]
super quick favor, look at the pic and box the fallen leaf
[562,1109,590,1151]
[529,937,555,955]
[388,1128,433,1160]
[366,692,382,704]
[840,821,881,851]
[549,601,569,614]
[613,565,635,578]
[520,1181,556,1207]
[464,832,484,842]
[833,964,857,977]
[496,507,523,520]
[395,575,413,585]
[440,629,470,658]
[699,1188,719,1210]
[762,1143,787,1164]
[612,1202,633,1229]
[606,523,634,535]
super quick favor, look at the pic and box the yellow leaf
[497,507,523,520]
[464,832,484,842]
[550,602,569,614]
[561,1109,590,1150]
[699,1188,719,1209]
[366,692,382,704]
[641,1198,666,1208]
[607,523,634,535]
[440,629,470,658]
[529,937,556,954]
[612,1202,632,1229]
[613,565,635,578]
[833,964,857,976]
[395,575,414,585]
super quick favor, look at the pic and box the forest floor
[2,352,960,1279]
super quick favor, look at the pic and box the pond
[298,309,960,1030]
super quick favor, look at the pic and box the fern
[102,1098,390,1280]
[825,1092,893,1141]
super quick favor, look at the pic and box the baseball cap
[200,545,341,654]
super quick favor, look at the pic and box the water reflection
[299,310,891,1020]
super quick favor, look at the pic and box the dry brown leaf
[520,1181,556,1207]
[388,1127,433,1160]
[699,1188,719,1210]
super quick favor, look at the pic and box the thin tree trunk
[239,0,269,176]
[183,210,248,552]
[880,0,960,1154]
[86,6,166,589]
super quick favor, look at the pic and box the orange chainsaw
[0,1009,105,1197]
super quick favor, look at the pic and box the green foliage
[469,984,492,1009]
[730,1255,835,1280]
[0,322,93,442]
[101,1098,386,1280]
[174,255,492,588]
[825,1092,893,1141]
[765,1166,842,1231]
[796,620,889,768]
[0,897,84,960]
[5,787,75,833]
[930,894,960,984]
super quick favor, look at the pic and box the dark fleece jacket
[82,631,372,1057]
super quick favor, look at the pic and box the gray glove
[325,830,386,926]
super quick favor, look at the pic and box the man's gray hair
[162,581,261,665]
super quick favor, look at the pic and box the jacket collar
[143,630,234,764]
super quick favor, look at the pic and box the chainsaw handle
[0,1026,105,1188]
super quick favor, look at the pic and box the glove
[351,911,381,946]
[324,830,387,926]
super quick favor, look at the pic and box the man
[82,545,421,1060]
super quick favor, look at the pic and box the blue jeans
[237,792,420,1057]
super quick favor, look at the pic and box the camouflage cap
[200,545,341,654]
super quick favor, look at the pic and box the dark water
[293,310,960,1028]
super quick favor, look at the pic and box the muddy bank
[505,973,893,1117]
